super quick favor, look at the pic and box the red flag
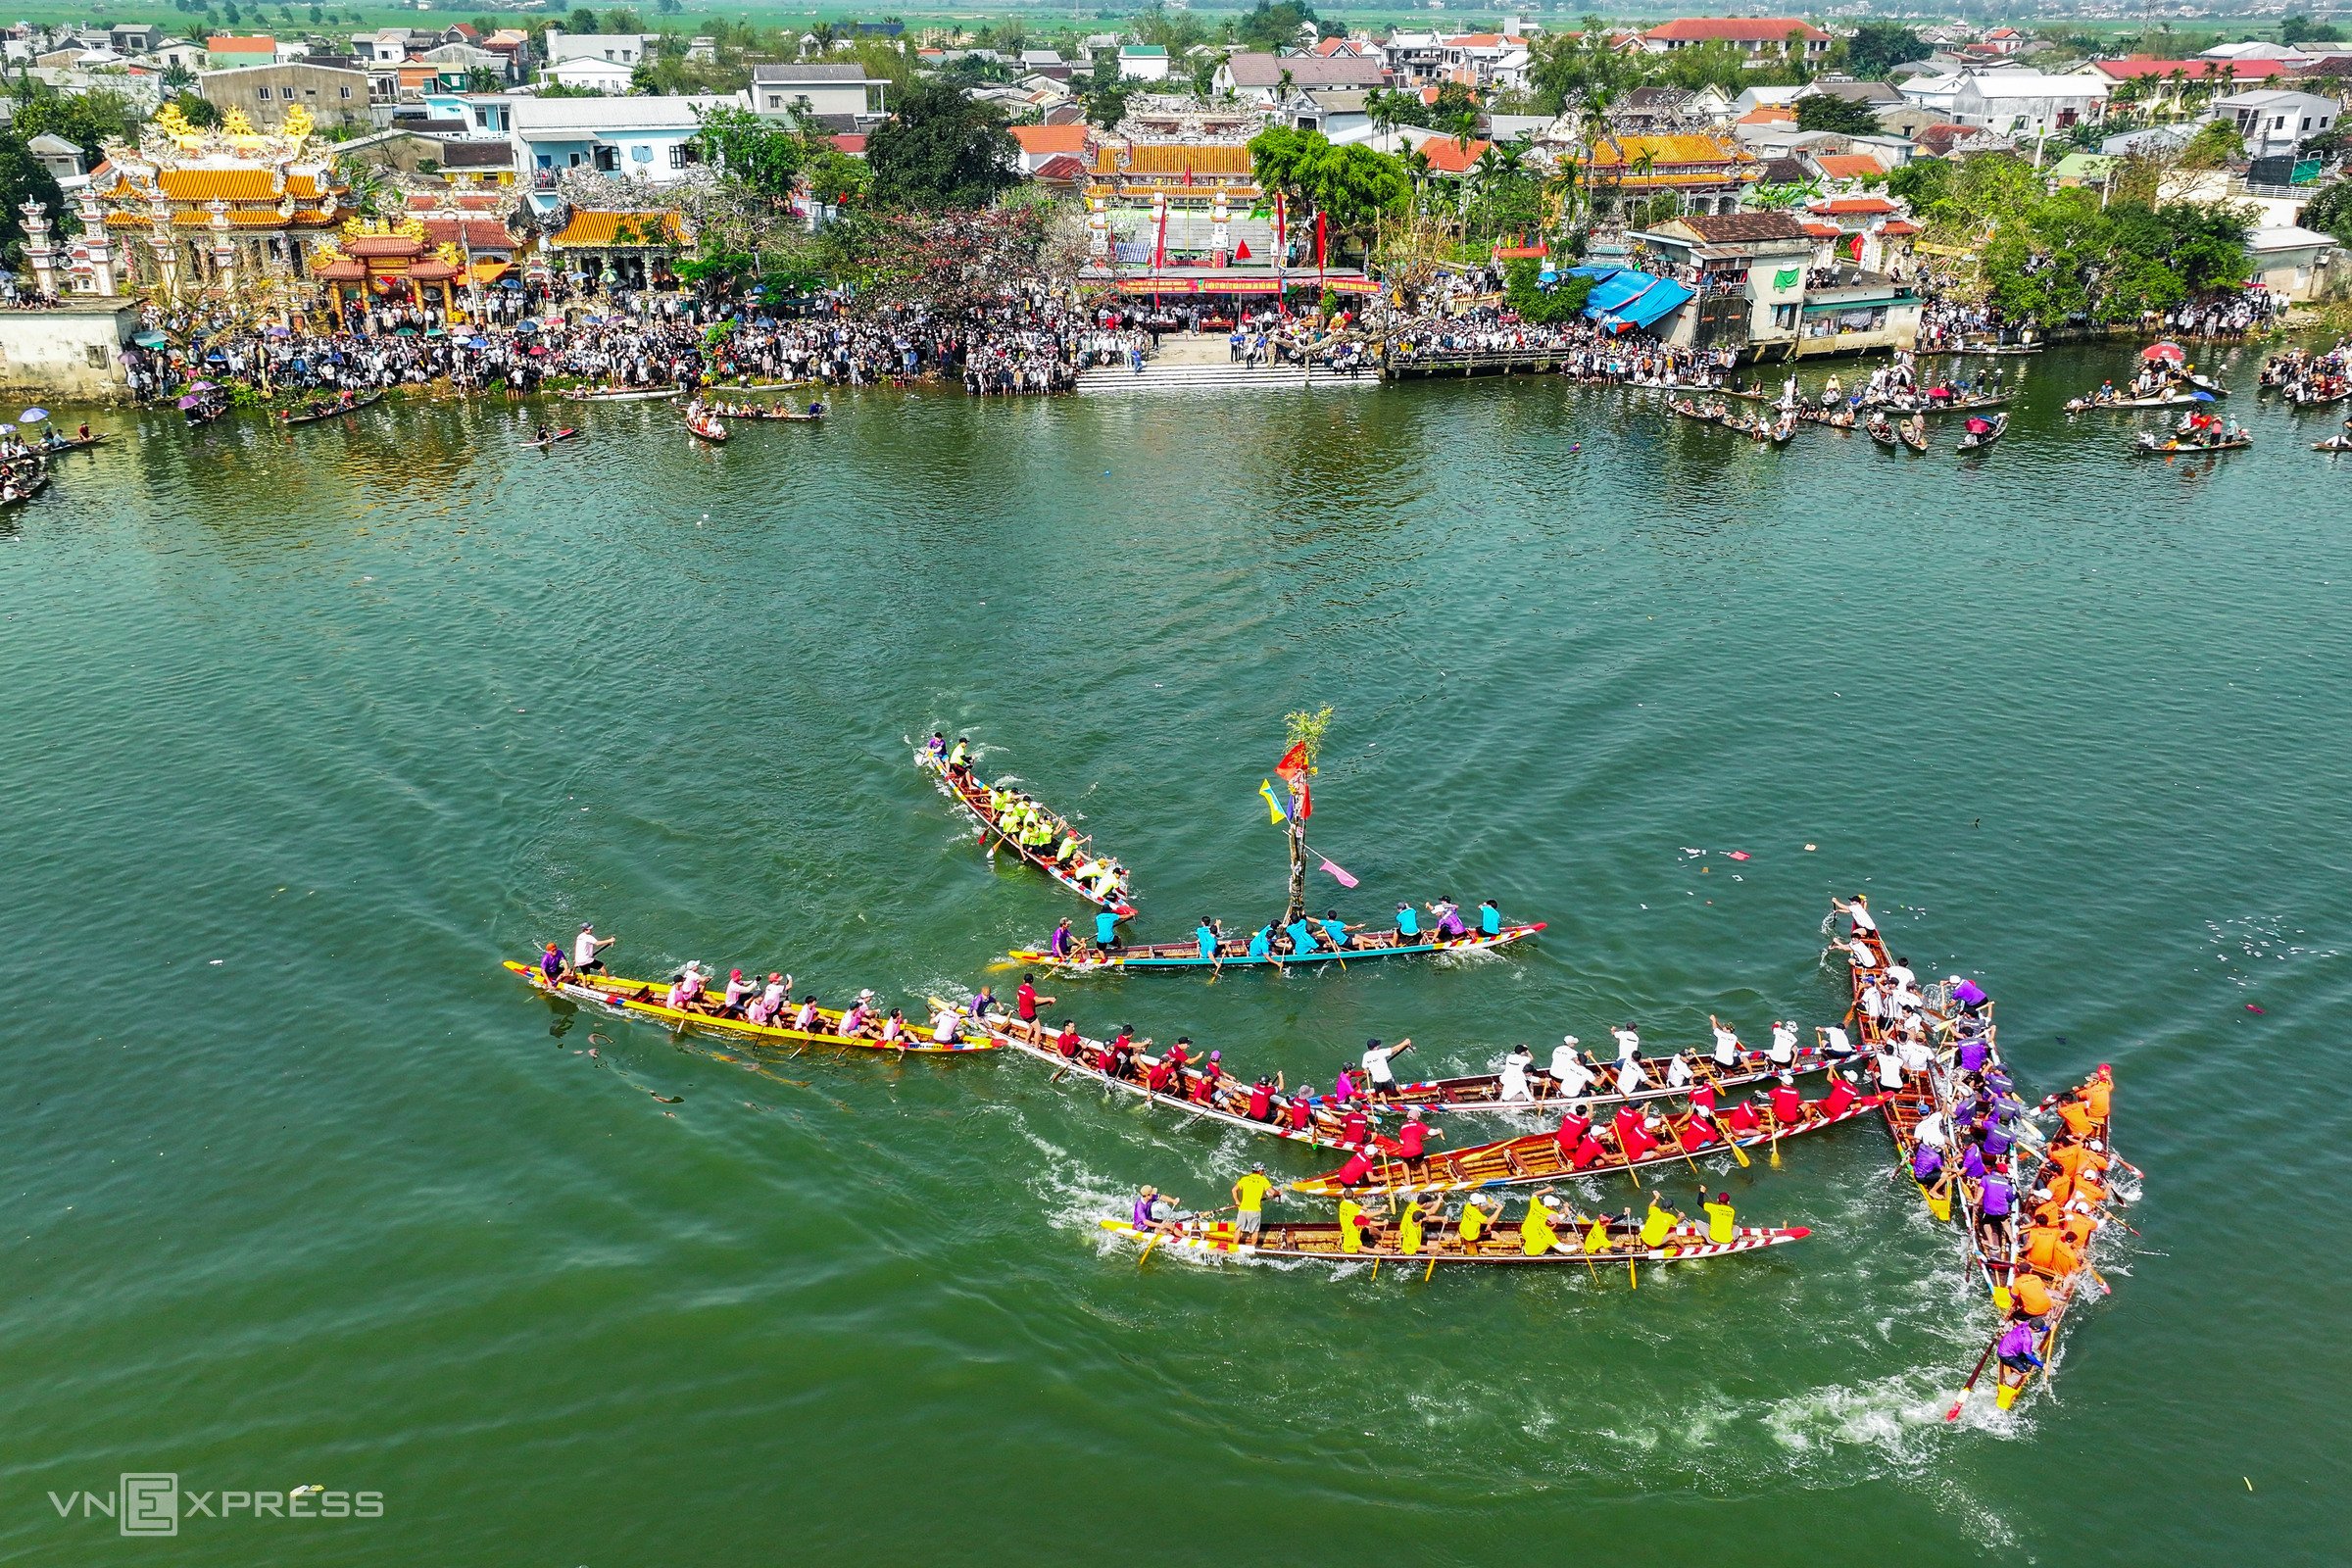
[1235,239,1251,260]
[1275,742,1311,821]
[1314,210,1328,270]
[1152,203,1168,271]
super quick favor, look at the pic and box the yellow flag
[1258,779,1286,823]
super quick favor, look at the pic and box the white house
[543,57,635,93]
[512,93,733,199]
[2210,89,2338,158]
[1940,71,2110,136]
[1212,51,1385,103]
[1117,44,1170,81]
[2244,224,2335,299]
[543,30,653,66]
[748,63,890,120]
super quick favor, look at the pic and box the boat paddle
[1945,1329,2004,1422]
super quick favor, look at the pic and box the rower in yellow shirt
[1701,1191,1738,1245]
[1396,1198,1428,1255]
[1230,1164,1276,1246]
[1456,1195,1499,1253]
[1640,1194,1681,1248]
[1520,1191,1566,1255]
[1338,1197,1376,1253]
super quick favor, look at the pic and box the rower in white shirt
[1611,1025,1642,1064]
[1818,1024,1854,1058]
[1768,1020,1798,1068]
[1498,1044,1535,1103]
[1897,1034,1933,1076]
[1708,1015,1742,1067]
[1361,1037,1409,1095]
[1836,893,1877,935]
[1886,956,1918,991]
[1914,1108,1949,1150]
[1664,1051,1695,1091]
[1549,1037,1592,1098]
[1874,1046,1905,1091]
[1615,1056,1646,1097]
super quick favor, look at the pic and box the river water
[3,347,2344,1564]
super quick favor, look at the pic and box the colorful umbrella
[18,408,45,422]
[175,394,206,409]
[2142,341,2186,365]
[188,380,219,392]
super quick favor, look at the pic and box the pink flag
[1318,857,1358,889]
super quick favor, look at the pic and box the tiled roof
[1091,142,1254,176]
[159,169,278,199]
[1881,220,1921,235]
[1738,106,1796,123]
[345,233,424,256]
[1677,211,1809,242]
[206,33,274,50]
[1810,196,1898,214]
[418,217,512,248]
[1219,52,1386,87]
[549,208,689,247]
[1588,132,1742,168]
[1801,220,1843,238]
[1009,122,1088,155]
[1811,153,1884,178]
[1419,135,1490,174]
[1032,153,1087,181]
[830,133,866,155]
[438,141,513,169]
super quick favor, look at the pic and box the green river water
[3,346,2346,1566]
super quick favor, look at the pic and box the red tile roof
[1418,135,1491,174]
[1032,153,1087,182]
[1880,220,1921,236]
[1801,220,1843,238]
[206,33,274,51]
[1811,153,1884,179]
[1810,196,1898,215]
[1009,122,1089,156]
[830,133,866,156]
[1644,18,1829,43]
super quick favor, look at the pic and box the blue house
[510,93,736,209]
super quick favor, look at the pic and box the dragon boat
[1288,1077,1879,1199]
[1366,1042,1840,1115]
[1095,1209,1808,1268]
[1009,921,1542,973]
[916,744,1134,913]
[501,961,999,1054]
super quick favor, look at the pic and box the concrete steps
[1074,360,1381,393]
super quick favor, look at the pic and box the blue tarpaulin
[1582,268,1692,330]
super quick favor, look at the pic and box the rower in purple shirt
[1951,974,1990,1013]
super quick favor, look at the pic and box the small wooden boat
[1095,1211,1809,1268]
[1369,1047,1839,1115]
[1882,393,2009,416]
[1667,398,1721,421]
[1899,415,1930,453]
[954,1006,1396,1154]
[1866,413,1898,447]
[39,431,108,454]
[522,427,581,449]
[1657,381,1767,401]
[1944,342,2041,357]
[684,412,728,443]
[2065,391,2198,413]
[1769,409,1797,444]
[0,466,49,510]
[1289,1079,1880,1198]
[917,746,1133,912]
[2311,433,2352,452]
[2135,433,2250,455]
[277,391,384,425]
[1011,921,1544,973]
[561,385,683,403]
[2288,384,2350,409]
[1957,413,2008,452]
[501,961,997,1054]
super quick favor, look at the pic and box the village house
[1629,211,1818,356]
[749,63,892,121]
[1638,18,1832,69]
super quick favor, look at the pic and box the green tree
[568,7,598,34]
[1885,156,1952,214]
[0,136,65,258]
[1234,0,1322,52]
[1657,39,1752,93]
[2300,178,2352,239]
[695,103,805,197]
[1247,126,1408,251]
[9,90,146,163]
[2177,119,2243,170]
[1530,17,1647,115]
[1503,257,1594,321]
[2281,15,2344,44]
[1794,93,1884,136]
[1841,22,1922,79]
[1392,79,1478,131]
[171,90,221,128]
[864,77,1018,210]
[1085,68,1134,130]
[601,8,644,33]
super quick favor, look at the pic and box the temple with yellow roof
[74,104,349,307]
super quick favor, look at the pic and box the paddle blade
[1944,1392,1968,1423]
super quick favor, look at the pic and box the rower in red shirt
[1770,1076,1805,1126]
[1726,1099,1762,1135]
[1341,1105,1371,1150]
[1820,1072,1860,1120]
[1145,1057,1176,1095]
[1688,1081,1719,1116]
[1396,1108,1436,1161]
[1571,1131,1608,1170]
[1681,1112,1718,1149]
[1612,1105,1660,1159]
[1054,1021,1083,1061]
[1285,1095,1312,1135]
[1554,1109,1592,1162]
[1247,1077,1276,1121]
[1333,1147,1377,1188]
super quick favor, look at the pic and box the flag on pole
[1258,779,1287,823]
[1317,857,1358,888]
[1235,239,1252,261]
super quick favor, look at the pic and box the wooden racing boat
[916,746,1134,913]
[949,1004,1401,1154]
[278,391,384,425]
[1289,1079,1879,1198]
[501,960,998,1054]
[561,385,683,402]
[1369,1044,1840,1115]
[1010,921,1543,973]
[1095,1210,1808,1267]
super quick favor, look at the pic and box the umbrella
[527,344,547,356]
[2190,389,2215,401]
[514,318,537,330]
[176,394,206,409]
[18,408,45,422]
[468,337,491,349]
[1965,416,1992,434]
[189,380,219,392]
[132,329,168,348]
[266,324,292,337]
[2143,341,2186,365]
